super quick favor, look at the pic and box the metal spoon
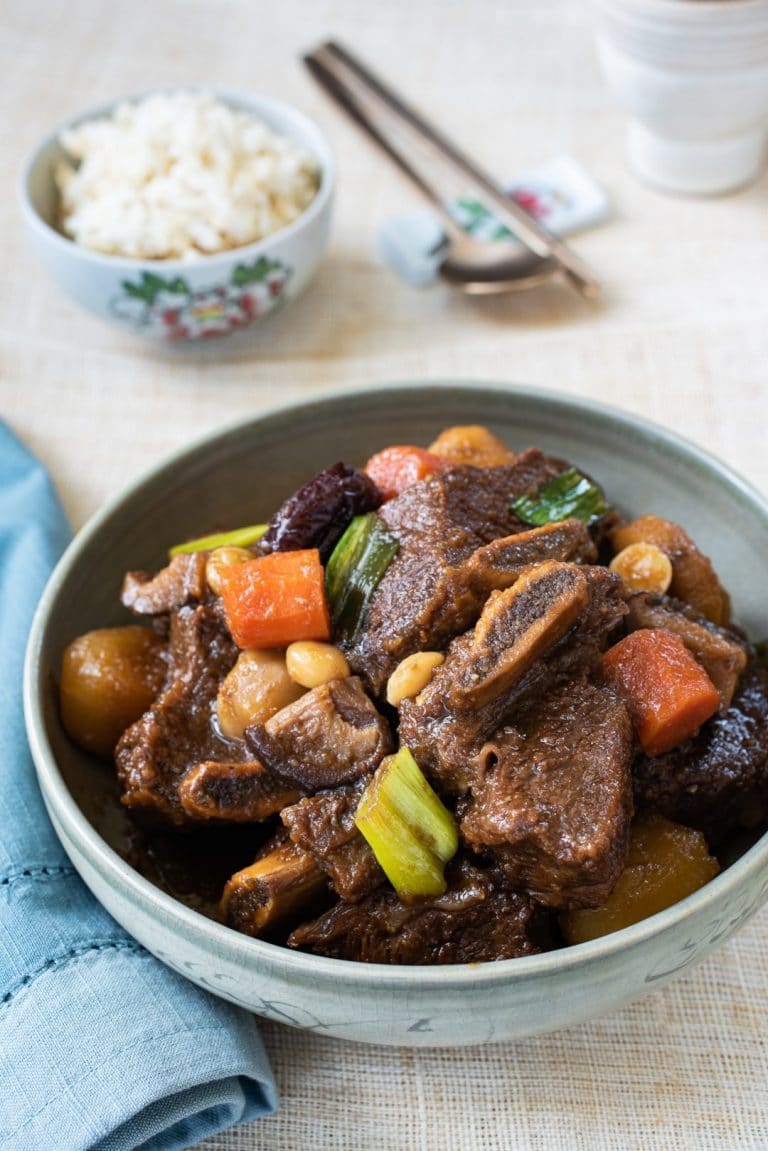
[304,43,596,298]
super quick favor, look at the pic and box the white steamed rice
[55,90,320,260]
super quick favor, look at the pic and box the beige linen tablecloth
[3,1,768,1146]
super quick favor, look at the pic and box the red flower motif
[513,188,549,219]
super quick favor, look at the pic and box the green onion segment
[355,747,459,901]
[325,513,399,643]
[511,468,609,527]
[169,523,268,557]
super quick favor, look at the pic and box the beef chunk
[462,519,596,599]
[625,593,747,710]
[446,563,590,712]
[399,562,627,794]
[122,552,208,615]
[633,661,768,843]
[246,676,393,791]
[116,602,246,823]
[344,451,566,693]
[461,679,634,908]
[281,779,384,902]
[222,837,329,939]
[288,859,541,964]
[178,760,302,822]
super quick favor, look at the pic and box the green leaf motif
[121,271,190,305]
[122,281,150,301]
[454,197,515,243]
[232,257,282,286]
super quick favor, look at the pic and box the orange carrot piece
[365,446,451,502]
[219,549,330,650]
[603,628,720,757]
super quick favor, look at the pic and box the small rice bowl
[55,90,320,260]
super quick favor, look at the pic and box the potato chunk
[611,515,730,625]
[561,814,719,944]
[428,425,516,468]
[60,626,166,756]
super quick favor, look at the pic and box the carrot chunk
[364,446,451,501]
[603,628,720,757]
[219,549,330,650]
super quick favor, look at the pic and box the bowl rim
[18,85,335,273]
[24,379,768,988]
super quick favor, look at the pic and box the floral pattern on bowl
[111,256,292,340]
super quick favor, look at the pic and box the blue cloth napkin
[0,423,277,1151]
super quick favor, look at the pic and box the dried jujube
[259,462,382,559]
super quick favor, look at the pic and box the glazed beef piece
[442,563,591,712]
[461,678,634,908]
[625,593,747,710]
[116,602,254,824]
[289,859,541,964]
[633,660,768,843]
[344,450,569,694]
[177,760,302,822]
[281,779,384,902]
[222,836,329,940]
[399,561,628,794]
[461,519,596,598]
[246,676,393,791]
[122,552,208,616]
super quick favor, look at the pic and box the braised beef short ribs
[461,519,597,600]
[398,562,633,909]
[625,593,747,710]
[343,451,571,694]
[245,677,393,791]
[106,438,767,963]
[281,779,384,902]
[177,759,302,822]
[122,552,208,616]
[633,660,768,843]
[116,602,255,824]
[399,562,628,794]
[461,679,634,908]
[289,859,541,964]
[221,835,329,940]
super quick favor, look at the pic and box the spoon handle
[306,40,601,301]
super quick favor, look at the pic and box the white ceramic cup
[594,0,768,195]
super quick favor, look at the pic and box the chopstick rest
[0,422,277,1151]
[377,155,609,288]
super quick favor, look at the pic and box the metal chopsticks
[304,40,601,301]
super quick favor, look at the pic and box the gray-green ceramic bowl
[24,383,768,1047]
